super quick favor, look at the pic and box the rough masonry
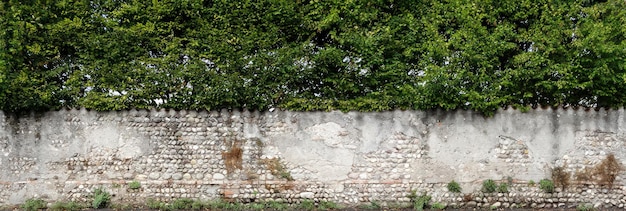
[0,108,625,209]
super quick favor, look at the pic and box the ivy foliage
[1,0,625,114]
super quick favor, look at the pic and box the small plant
[482,179,497,193]
[220,202,244,210]
[447,180,462,193]
[528,180,536,186]
[147,198,166,209]
[207,199,234,210]
[359,201,381,210]
[246,203,264,210]
[319,201,340,210]
[408,190,418,201]
[412,193,431,211]
[298,200,315,210]
[497,183,509,193]
[387,202,409,209]
[92,188,111,209]
[280,171,294,181]
[539,179,555,193]
[265,201,288,210]
[431,202,446,210]
[111,203,132,210]
[128,180,141,189]
[21,198,46,211]
[245,203,264,210]
[576,203,595,211]
[191,200,207,210]
[171,198,194,210]
[50,201,81,211]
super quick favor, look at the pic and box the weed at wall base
[408,190,431,211]
[358,201,381,210]
[319,201,340,210]
[576,203,595,211]
[539,179,555,193]
[431,202,446,210]
[482,179,497,193]
[447,180,462,193]
[497,183,509,193]
[92,188,111,209]
[298,199,315,210]
[128,180,141,189]
[50,201,82,211]
[21,198,46,211]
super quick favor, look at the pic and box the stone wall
[1,108,626,209]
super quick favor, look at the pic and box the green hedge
[1,0,625,115]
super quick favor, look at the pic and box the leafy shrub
[482,179,497,193]
[92,188,111,209]
[528,180,536,186]
[21,198,46,211]
[539,179,555,193]
[128,180,141,189]
[447,180,462,193]
[497,183,509,193]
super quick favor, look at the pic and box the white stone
[149,172,160,180]
[213,173,225,180]
[300,192,315,199]
[172,173,183,180]
[123,173,133,179]
[491,201,502,208]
